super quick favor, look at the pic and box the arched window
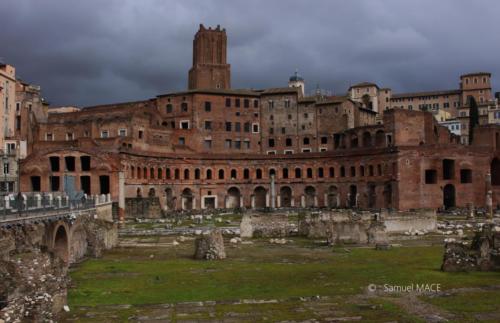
[340,166,345,177]
[174,169,180,180]
[282,168,289,179]
[131,166,135,178]
[219,169,225,179]
[369,165,374,176]
[195,168,201,180]
[184,169,190,180]
[295,168,302,178]
[318,167,324,178]
[256,168,263,179]
[157,168,162,179]
[307,168,313,178]
[150,168,155,179]
[166,168,171,179]
[329,167,335,178]
[231,169,237,179]
[244,168,250,179]
[206,169,212,180]
[360,165,365,177]
[350,166,356,177]
[269,168,276,178]
[143,167,147,179]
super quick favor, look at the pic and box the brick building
[16,25,500,219]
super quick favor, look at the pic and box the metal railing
[0,192,112,221]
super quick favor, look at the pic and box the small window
[235,98,240,107]
[80,156,91,171]
[225,98,231,107]
[181,102,188,112]
[235,122,241,132]
[166,104,173,113]
[303,137,310,145]
[460,169,472,183]
[226,122,232,131]
[178,137,185,145]
[286,138,292,146]
[252,123,260,133]
[66,132,74,141]
[46,133,53,141]
[138,130,144,139]
[244,169,250,179]
[256,169,262,179]
[203,139,212,149]
[65,156,76,172]
[205,101,211,112]
[244,99,249,108]
[425,169,437,184]
[119,129,127,137]
[268,138,275,147]
[180,121,189,129]
[321,136,328,144]
[49,156,60,172]
[443,159,455,180]
[225,139,232,149]
[253,100,259,108]
[204,121,212,130]
[244,122,250,132]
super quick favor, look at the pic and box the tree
[468,96,479,144]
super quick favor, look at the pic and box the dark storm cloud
[1,0,499,106]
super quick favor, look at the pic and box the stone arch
[443,184,456,209]
[253,186,267,208]
[280,186,292,207]
[181,188,194,210]
[230,169,237,179]
[53,224,69,263]
[327,185,339,208]
[69,224,87,263]
[148,187,156,197]
[136,187,142,198]
[362,131,372,147]
[304,186,316,207]
[226,187,241,208]
[491,158,500,186]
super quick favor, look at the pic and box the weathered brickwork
[15,25,500,219]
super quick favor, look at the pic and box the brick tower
[188,24,231,90]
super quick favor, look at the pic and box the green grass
[67,241,499,307]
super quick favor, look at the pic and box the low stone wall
[382,209,437,233]
[240,213,289,238]
[298,210,387,245]
[125,197,162,219]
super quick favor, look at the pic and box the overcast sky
[1,0,499,107]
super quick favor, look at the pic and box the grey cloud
[1,0,499,106]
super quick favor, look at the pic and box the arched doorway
[254,186,267,208]
[443,184,456,209]
[226,187,241,208]
[327,186,339,208]
[348,185,357,208]
[148,188,156,198]
[367,184,376,208]
[491,158,500,185]
[54,225,69,263]
[305,186,316,207]
[383,182,392,208]
[181,188,194,210]
[280,186,292,207]
[362,132,372,147]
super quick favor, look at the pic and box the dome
[289,70,304,82]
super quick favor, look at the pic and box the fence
[0,192,112,220]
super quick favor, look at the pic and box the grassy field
[61,236,500,322]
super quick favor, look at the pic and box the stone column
[486,172,493,219]
[251,195,255,208]
[193,197,197,210]
[270,175,276,208]
[240,195,244,208]
[314,195,318,207]
[277,195,281,208]
[324,193,328,207]
[301,195,305,208]
[265,193,270,208]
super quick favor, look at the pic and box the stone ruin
[240,213,290,238]
[194,229,226,260]
[442,223,500,272]
[299,210,389,247]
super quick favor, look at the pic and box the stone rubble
[194,229,226,260]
